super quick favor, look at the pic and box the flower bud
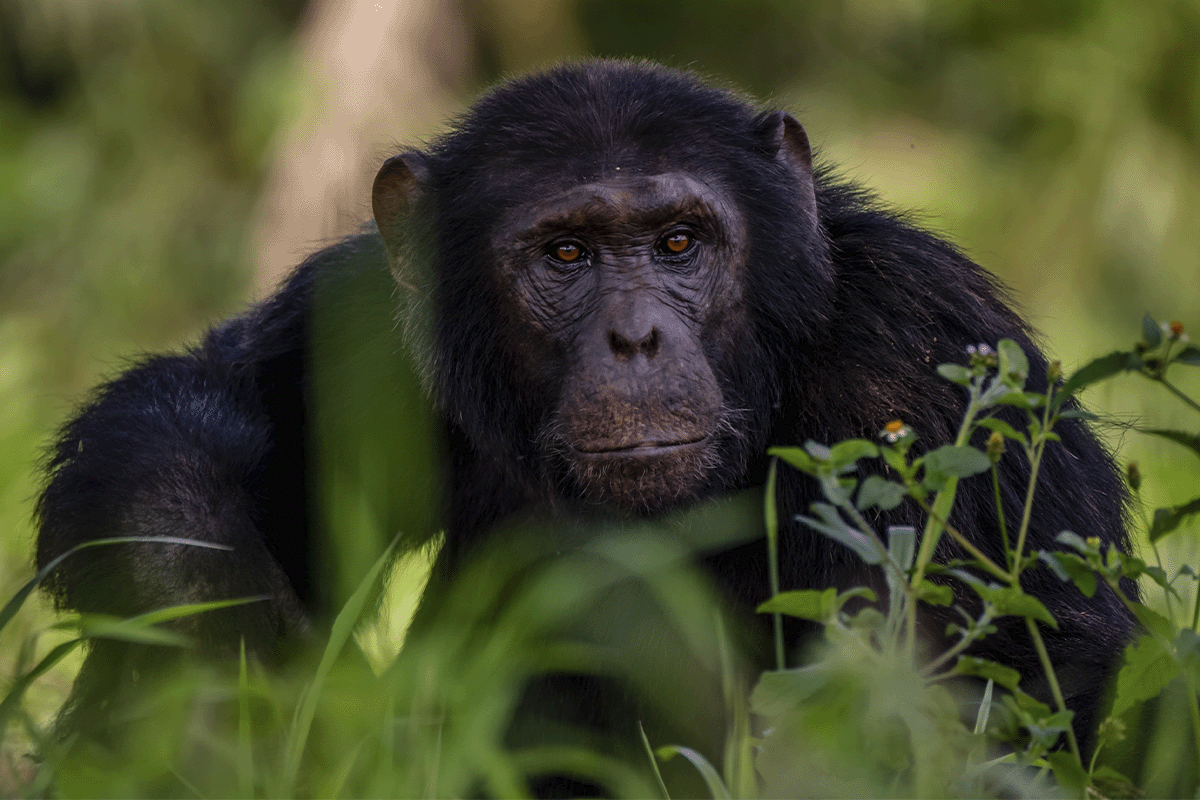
[1046,360,1062,385]
[986,431,1005,464]
[1126,461,1142,492]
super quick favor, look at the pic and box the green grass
[2,317,1199,798]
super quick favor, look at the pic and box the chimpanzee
[36,60,1133,763]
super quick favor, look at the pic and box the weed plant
[2,314,1199,798]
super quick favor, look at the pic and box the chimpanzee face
[492,170,749,511]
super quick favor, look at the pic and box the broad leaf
[1142,312,1163,348]
[1140,428,1200,463]
[915,580,953,606]
[976,417,1026,444]
[952,656,1021,691]
[937,363,971,385]
[758,588,836,621]
[1149,497,1200,542]
[923,445,991,479]
[979,587,1058,628]
[1111,634,1177,719]
[856,475,907,511]
[1038,551,1097,598]
[997,339,1029,388]
[1057,351,1136,402]
[828,439,879,468]
[769,446,816,474]
[797,503,883,564]
[1176,345,1200,367]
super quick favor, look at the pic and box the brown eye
[663,231,692,254]
[551,241,583,262]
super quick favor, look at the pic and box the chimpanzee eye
[659,230,694,255]
[547,239,586,265]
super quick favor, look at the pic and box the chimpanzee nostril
[609,327,660,360]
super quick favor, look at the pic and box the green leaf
[990,390,1040,409]
[1140,428,1200,463]
[915,580,953,606]
[803,441,832,461]
[1055,531,1093,554]
[952,656,1021,691]
[281,533,401,797]
[1111,634,1178,719]
[656,746,731,800]
[750,666,832,715]
[976,417,1027,444]
[983,587,1058,628]
[0,638,85,745]
[0,535,232,636]
[1044,752,1087,798]
[828,439,879,468]
[1142,312,1163,348]
[887,525,916,571]
[848,607,886,630]
[757,588,836,621]
[856,475,907,511]
[797,503,883,564]
[880,445,914,478]
[923,445,991,479]
[973,679,995,735]
[1056,351,1136,402]
[937,363,971,385]
[1176,345,1200,367]
[769,446,816,474]
[1038,551,1096,598]
[1176,628,1200,662]
[997,339,1029,388]
[820,474,856,507]
[835,586,878,610]
[1036,551,1070,582]
[1129,603,1174,642]
[1149,497,1200,542]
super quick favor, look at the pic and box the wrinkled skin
[496,173,746,510]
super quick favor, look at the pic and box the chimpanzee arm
[31,241,335,742]
[34,348,310,652]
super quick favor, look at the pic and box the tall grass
[3,315,1199,798]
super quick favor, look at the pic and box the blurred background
[1,0,1197,728]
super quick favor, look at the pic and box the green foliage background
[0,0,1197,787]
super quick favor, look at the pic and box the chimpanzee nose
[608,327,661,360]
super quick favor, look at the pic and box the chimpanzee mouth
[573,436,710,457]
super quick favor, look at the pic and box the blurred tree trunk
[251,0,472,291]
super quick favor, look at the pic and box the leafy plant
[5,315,1200,798]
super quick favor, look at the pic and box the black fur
[36,60,1133,754]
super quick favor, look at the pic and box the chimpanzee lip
[573,436,709,457]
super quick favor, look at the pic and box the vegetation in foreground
[1,314,1199,799]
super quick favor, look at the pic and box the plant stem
[1156,378,1200,415]
[1025,617,1081,762]
[922,611,994,675]
[909,392,981,656]
[764,461,785,672]
[918,506,1009,582]
[1010,439,1047,581]
[1185,669,1200,774]
[991,466,1012,571]
[1191,582,1200,631]
[1151,540,1178,629]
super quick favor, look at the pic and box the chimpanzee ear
[372,150,430,261]
[755,111,818,223]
